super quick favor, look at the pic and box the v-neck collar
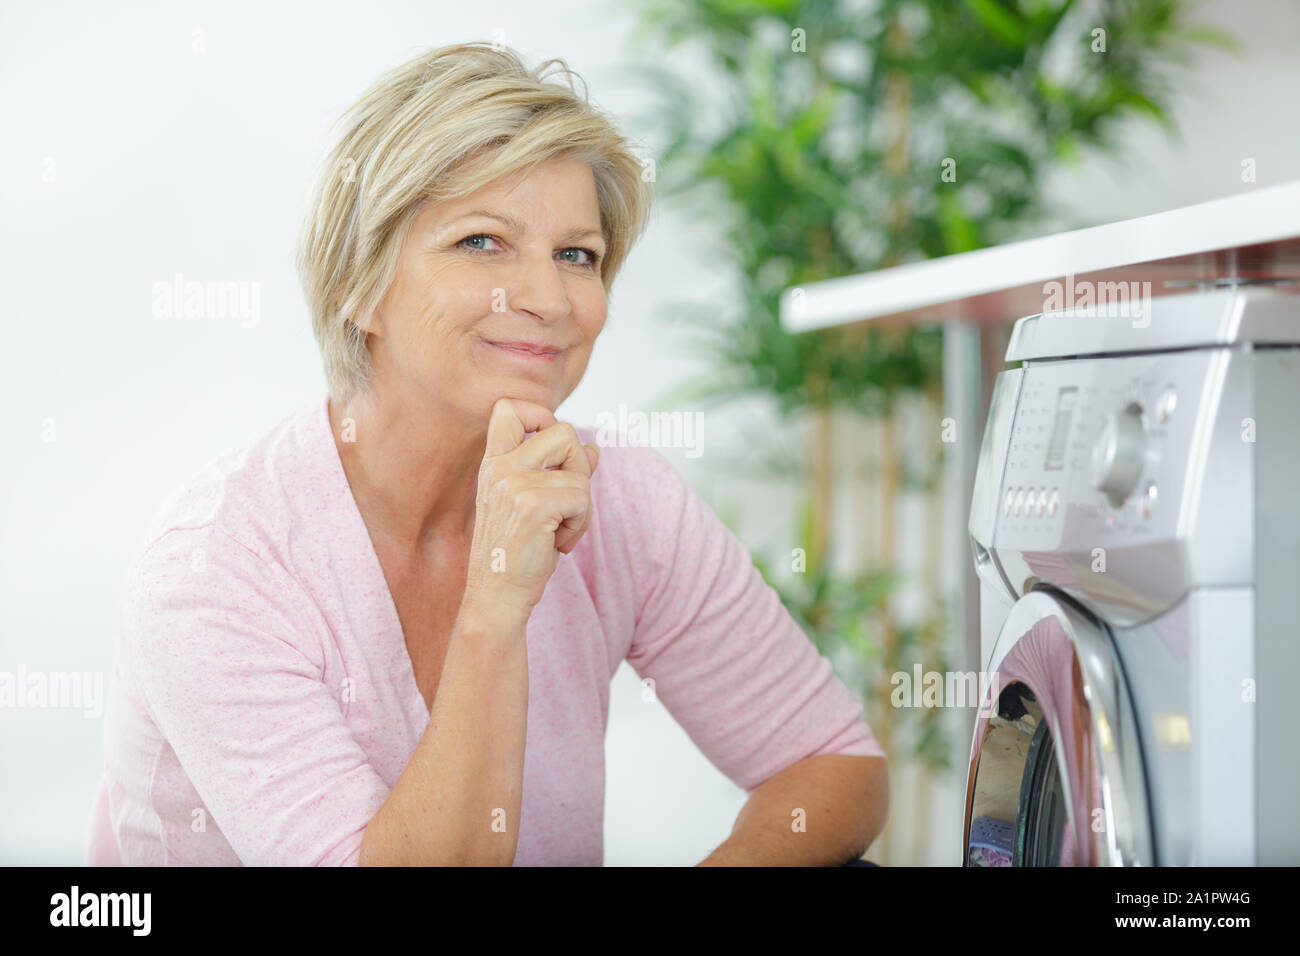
[310,393,431,724]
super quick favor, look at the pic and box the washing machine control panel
[986,347,1252,619]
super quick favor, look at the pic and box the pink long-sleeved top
[86,394,884,866]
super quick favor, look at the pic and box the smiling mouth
[482,340,562,362]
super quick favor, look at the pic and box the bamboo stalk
[877,401,902,864]
[915,388,943,863]
[808,398,832,583]
[870,8,912,866]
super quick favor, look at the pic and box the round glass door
[963,588,1153,866]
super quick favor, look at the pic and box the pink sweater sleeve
[620,447,885,794]
[120,525,390,866]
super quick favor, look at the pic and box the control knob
[1091,403,1147,507]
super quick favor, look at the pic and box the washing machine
[962,284,1300,866]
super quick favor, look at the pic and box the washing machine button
[1156,385,1177,424]
[1141,481,1158,519]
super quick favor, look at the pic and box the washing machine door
[963,588,1154,866]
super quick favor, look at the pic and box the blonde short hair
[295,42,654,403]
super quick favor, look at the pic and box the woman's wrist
[453,599,530,647]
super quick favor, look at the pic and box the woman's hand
[458,397,599,631]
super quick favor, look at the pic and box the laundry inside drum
[968,685,1069,866]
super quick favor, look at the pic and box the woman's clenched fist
[458,397,599,631]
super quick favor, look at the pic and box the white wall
[1,0,1296,866]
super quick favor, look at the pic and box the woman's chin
[475,382,559,412]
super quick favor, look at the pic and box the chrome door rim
[963,588,1155,865]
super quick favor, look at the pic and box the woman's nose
[505,250,572,323]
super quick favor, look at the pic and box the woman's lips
[482,340,562,363]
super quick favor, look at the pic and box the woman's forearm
[360,612,530,866]
[697,754,889,866]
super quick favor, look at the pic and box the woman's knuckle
[500,470,527,495]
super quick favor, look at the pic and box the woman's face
[364,154,608,419]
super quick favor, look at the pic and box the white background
[2,0,1297,865]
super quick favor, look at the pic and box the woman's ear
[359,308,383,337]
[343,301,382,338]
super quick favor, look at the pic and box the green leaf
[937,189,982,254]
[1170,23,1243,54]
[962,0,1030,49]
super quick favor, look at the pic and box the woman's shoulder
[569,422,716,561]
[572,423,691,502]
[134,398,324,560]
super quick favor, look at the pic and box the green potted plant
[631,0,1236,863]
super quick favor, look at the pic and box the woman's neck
[327,385,482,559]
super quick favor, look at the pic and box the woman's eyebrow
[438,210,602,243]
[441,209,525,234]
[559,228,604,243]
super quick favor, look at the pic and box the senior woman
[87,42,887,867]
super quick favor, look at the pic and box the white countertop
[780,180,1300,332]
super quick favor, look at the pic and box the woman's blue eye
[459,234,500,252]
[560,247,601,269]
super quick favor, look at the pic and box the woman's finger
[483,397,557,458]
[506,420,591,476]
